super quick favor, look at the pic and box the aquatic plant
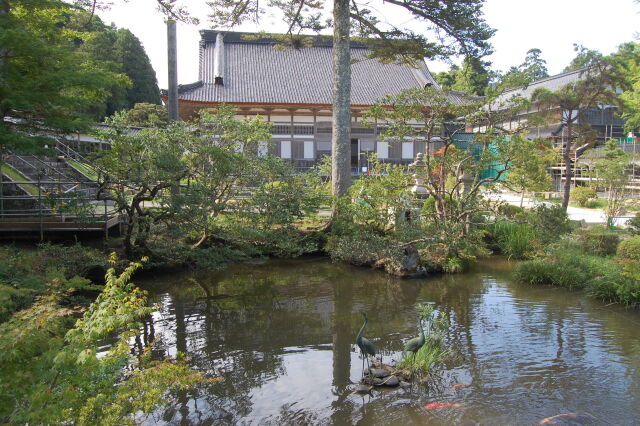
[396,303,450,377]
[492,220,538,259]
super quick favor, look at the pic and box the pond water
[138,257,640,425]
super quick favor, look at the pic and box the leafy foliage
[326,156,490,275]
[571,186,597,207]
[614,41,640,132]
[434,55,492,96]
[514,236,640,306]
[492,221,538,259]
[95,105,324,262]
[585,140,633,228]
[79,20,161,118]
[627,212,640,235]
[498,48,549,89]
[0,0,125,153]
[125,102,169,127]
[502,135,556,204]
[617,236,640,261]
[525,204,573,245]
[579,225,620,256]
[0,256,210,424]
[0,244,107,322]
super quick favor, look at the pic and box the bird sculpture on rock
[404,317,426,375]
[356,312,376,378]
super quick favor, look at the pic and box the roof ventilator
[213,33,225,86]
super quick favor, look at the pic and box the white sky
[100,0,639,89]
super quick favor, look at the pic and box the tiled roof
[492,67,592,105]
[176,31,455,106]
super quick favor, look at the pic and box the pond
[138,257,640,425]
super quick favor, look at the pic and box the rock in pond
[371,375,400,387]
[366,368,390,378]
[380,375,400,387]
[352,384,372,394]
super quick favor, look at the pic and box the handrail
[7,154,74,185]
[55,139,108,176]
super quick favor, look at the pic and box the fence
[0,179,121,238]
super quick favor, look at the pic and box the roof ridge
[199,30,370,49]
[500,66,592,95]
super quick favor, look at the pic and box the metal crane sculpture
[356,312,376,378]
[404,317,426,376]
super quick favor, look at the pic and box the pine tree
[451,55,491,96]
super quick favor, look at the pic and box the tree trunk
[0,0,8,73]
[561,121,573,211]
[330,0,351,200]
[520,190,525,208]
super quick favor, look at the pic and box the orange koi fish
[423,402,464,410]
[451,383,471,389]
[539,413,580,424]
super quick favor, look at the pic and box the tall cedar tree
[80,20,161,118]
[207,0,494,198]
[434,55,491,96]
[499,48,549,89]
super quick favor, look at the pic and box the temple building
[163,30,468,173]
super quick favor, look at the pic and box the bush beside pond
[617,236,640,261]
[514,237,640,307]
[579,226,620,256]
[488,204,574,259]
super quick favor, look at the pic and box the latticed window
[293,125,314,135]
[273,124,291,134]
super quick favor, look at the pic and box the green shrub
[515,236,640,306]
[584,199,607,209]
[326,228,398,267]
[627,212,640,235]
[421,194,458,218]
[526,204,573,245]
[0,284,35,323]
[617,261,640,306]
[0,245,106,323]
[579,226,620,256]
[617,236,640,261]
[492,221,537,259]
[497,203,525,219]
[513,259,557,285]
[570,186,596,207]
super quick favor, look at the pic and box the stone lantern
[408,153,429,199]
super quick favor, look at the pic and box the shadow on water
[136,257,640,425]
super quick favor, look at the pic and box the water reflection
[138,257,640,425]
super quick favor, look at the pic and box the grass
[540,196,608,210]
[66,159,98,181]
[0,164,40,196]
[514,237,640,307]
[492,221,537,259]
[396,339,449,378]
